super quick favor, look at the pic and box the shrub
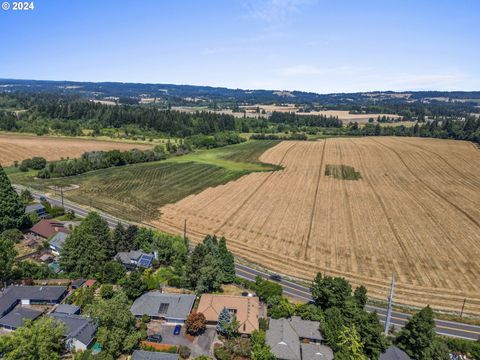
[185,312,206,336]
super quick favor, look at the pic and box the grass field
[8,141,279,222]
[0,133,153,166]
[151,137,480,315]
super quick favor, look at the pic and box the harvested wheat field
[0,134,152,166]
[151,137,480,315]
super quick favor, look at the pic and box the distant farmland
[152,137,480,315]
[0,133,152,166]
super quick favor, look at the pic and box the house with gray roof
[266,317,332,360]
[0,285,68,318]
[48,313,98,351]
[380,346,411,360]
[49,232,69,254]
[289,316,323,342]
[131,350,179,360]
[115,250,154,270]
[0,306,42,330]
[54,304,80,315]
[131,291,195,323]
[301,343,334,360]
[25,203,47,218]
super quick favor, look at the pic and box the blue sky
[0,0,479,93]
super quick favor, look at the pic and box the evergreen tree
[112,223,127,253]
[353,286,368,308]
[59,212,112,277]
[396,306,438,360]
[218,237,235,283]
[216,307,232,335]
[0,165,28,232]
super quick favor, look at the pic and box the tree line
[342,117,480,143]
[36,148,168,178]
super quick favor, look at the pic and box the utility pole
[183,219,187,241]
[384,273,395,335]
[460,298,467,318]
[60,186,64,209]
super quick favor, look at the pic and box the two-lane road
[17,186,480,340]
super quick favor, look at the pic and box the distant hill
[1,78,479,106]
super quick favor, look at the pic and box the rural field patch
[151,137,480,315]
[9,140,279,222]
[0,134,152,166]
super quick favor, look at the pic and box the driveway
[148,323,216,357]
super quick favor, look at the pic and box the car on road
[270,274,282,282]
[147,334,162,343]
[39,196,47,202]
[173,325,182,335]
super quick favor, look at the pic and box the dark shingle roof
[0,306,42,329]
[380,346,412,360]
[48,313,97,347]
[301,343,334,360]
[131,292,195,320]
[131,350,179,360]
[54,304,80,315]
[289,316,323,341]
[266,318,301,360]
[0,285,68,317]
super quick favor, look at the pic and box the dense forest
[0,90,479,144]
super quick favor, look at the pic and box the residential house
[0,285,68,331]
[30,219,69,239]
[197,294,260,335]
[380,346,411,360]
[54,304,81,315]
[266,317,333,360]
[131,350,179,360]
[131,292,195,323]
[25,203,47,218]
[0,306,42,330]
[0,285,68,318]
[115,250,154,270]
[49,232,69,255]
[48,313,98,351]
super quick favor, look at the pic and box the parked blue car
[173,325,182,335]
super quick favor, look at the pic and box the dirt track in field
[0,134,152,166]
[150,137,480,315]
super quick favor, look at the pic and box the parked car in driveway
[147,334,162,343]
[173,325,182,335]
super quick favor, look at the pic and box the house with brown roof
[30,219,69,239]
[197,294,260,335]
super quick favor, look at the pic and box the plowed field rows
[150,137,480,315]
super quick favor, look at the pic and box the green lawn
[8,140,279,222]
